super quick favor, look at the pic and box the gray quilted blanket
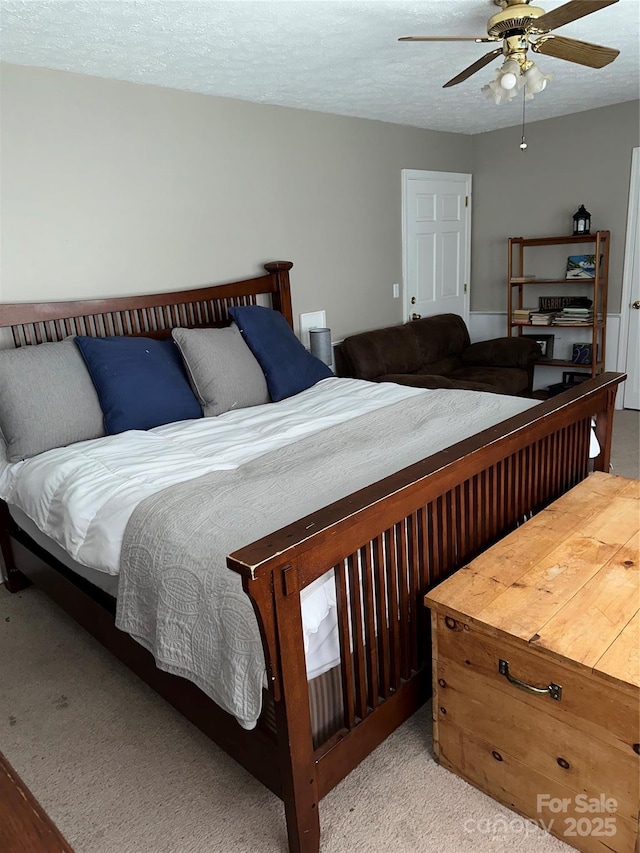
[115,388,534,728]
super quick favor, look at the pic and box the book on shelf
[530,312,555,325]
[538,295,592,312]
[512,308,534,323]
[552,307,595,325]
[510,275,537,282]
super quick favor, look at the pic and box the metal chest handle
[498,659,562,701]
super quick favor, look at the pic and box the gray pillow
[0,435,7,475]
[172,325,270,417]
[0,340,106,462]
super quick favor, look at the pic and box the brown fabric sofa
[336,314,540,396]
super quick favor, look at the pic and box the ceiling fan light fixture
[498,59,522,90]
[482,59,523,103]
[482,76,518,105]
[500,72,518,90]
[523,62,554,99]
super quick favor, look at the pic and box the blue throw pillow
[75,336,202,434]
[228,306,332,402]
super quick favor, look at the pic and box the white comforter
[0,378,435,572]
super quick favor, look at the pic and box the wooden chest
[424,473,639,853]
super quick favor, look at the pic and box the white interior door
[622,234,639,409]
[618,147,640,410]
[402,170,471,323]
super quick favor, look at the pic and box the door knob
[411,313,422,320]
[410,296,417,305]
[633,301,640,309]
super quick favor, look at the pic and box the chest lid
[425,473,639,690]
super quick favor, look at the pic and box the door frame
[401,169,472,324]
[615,146,640,408]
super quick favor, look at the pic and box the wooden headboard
[0,261,293,347]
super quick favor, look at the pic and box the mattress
[6,502,341,681]
[8,505,119,597]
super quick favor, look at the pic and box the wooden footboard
[227,372,622,853]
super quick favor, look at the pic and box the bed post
[244,561,321,853]
[0,500,30,592]
[593,384,618,472]
[265,261,294,328]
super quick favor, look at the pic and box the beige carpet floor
[1,408,638,853]
[610,407,640,480]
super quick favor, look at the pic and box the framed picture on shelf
[562,371,591,386]
[547,371,591,397]
[565,254,600,279]
[526,333,554,360]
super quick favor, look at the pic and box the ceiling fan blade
[443,47,503,88]
[532,34,620,68]
[399,36,495,42]
[531,0,619,35]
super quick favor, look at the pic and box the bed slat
[347,553,368,722]
[384,528,401,692]
[361,543,379,711]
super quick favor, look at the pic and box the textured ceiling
[1,0,639,134]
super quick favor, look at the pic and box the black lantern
[572,205,591,236]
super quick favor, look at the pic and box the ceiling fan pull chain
[520,87,528,151]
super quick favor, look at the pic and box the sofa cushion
[339,324,421,382]
[462,336,540,369]
[377,374,495,392]
[409,314,470,364]
[416,355,464,377]
[449,366,529,396]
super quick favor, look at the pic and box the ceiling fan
[399,0,620,93]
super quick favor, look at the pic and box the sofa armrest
[338,325,422,381]
[462,337,541,369]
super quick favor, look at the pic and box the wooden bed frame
[0,261,624,853]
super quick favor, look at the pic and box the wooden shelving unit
[507,231,610,380]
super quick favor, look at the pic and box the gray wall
[470,100,640,314]
[3,64,637,328]
[0,63,472,341]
